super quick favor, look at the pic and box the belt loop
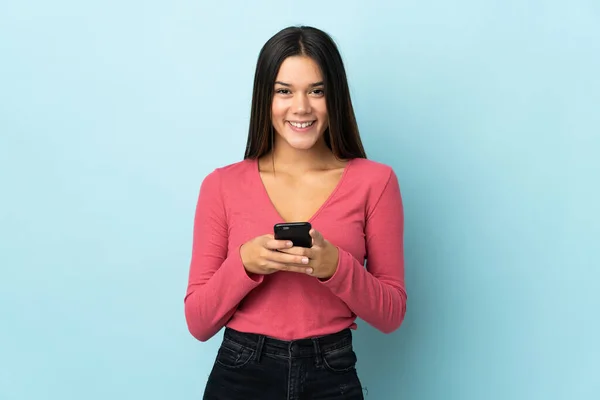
[312,338,323,367]
[254,335,265,363]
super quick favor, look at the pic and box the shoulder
[348,158,397,185]
[201,159,255,185]
[198,159,256,202]
[214,158,255,178]
[345,158,401,214]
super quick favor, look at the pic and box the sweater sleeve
[184,169,264,342]
[320,168,407,334]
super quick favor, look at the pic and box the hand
[239,234,313,276]
[279,229,339,280]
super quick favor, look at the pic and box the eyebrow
[274,81,324,87]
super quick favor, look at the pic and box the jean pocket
[215,340,255,369]
[322,345,358,373]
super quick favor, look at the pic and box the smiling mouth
[288,121,315,128]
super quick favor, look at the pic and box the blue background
[1,1,598,399]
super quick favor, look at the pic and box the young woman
[184,26,406,400]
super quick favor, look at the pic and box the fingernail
[302,257,309,264]
[306,268,313,274]
[287,241,293,247]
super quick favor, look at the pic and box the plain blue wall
[1,1,598,399]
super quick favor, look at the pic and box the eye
[310,89,325,96]
[275,88,291,95]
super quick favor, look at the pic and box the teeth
[290,121,314,128]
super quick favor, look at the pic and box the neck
[266,138,336,174]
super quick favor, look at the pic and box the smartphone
[274,222,312,248]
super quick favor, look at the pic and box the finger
[269,251,310,266]
[277,247,313,257]
[309,229,325,246]
[269,262,314,274]
[265,239,293,251]
[259,247,303,264]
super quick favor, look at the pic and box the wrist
[320,244,339,280]
[239,243,252,270]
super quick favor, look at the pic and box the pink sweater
[184,157,407,341]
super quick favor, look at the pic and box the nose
[293,93,311,114]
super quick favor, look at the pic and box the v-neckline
[252,157,353,224]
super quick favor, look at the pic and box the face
[271,56,329,152]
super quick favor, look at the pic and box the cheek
[318,111,329,127]
[271,100,286,119]
[313,100,328,120]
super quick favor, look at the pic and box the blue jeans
[203,327,365,399]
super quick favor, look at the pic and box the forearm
[184,254,263,342]
[321,248,407,333]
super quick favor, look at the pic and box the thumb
[310,229,325,246]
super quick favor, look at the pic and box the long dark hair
[243,26,367,160]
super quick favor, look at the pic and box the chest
[260,169,344,223]
[224,166,368,263]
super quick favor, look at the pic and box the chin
[281,131,322,149]
[286,139,320,151]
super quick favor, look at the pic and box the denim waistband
[223,327,353,359]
